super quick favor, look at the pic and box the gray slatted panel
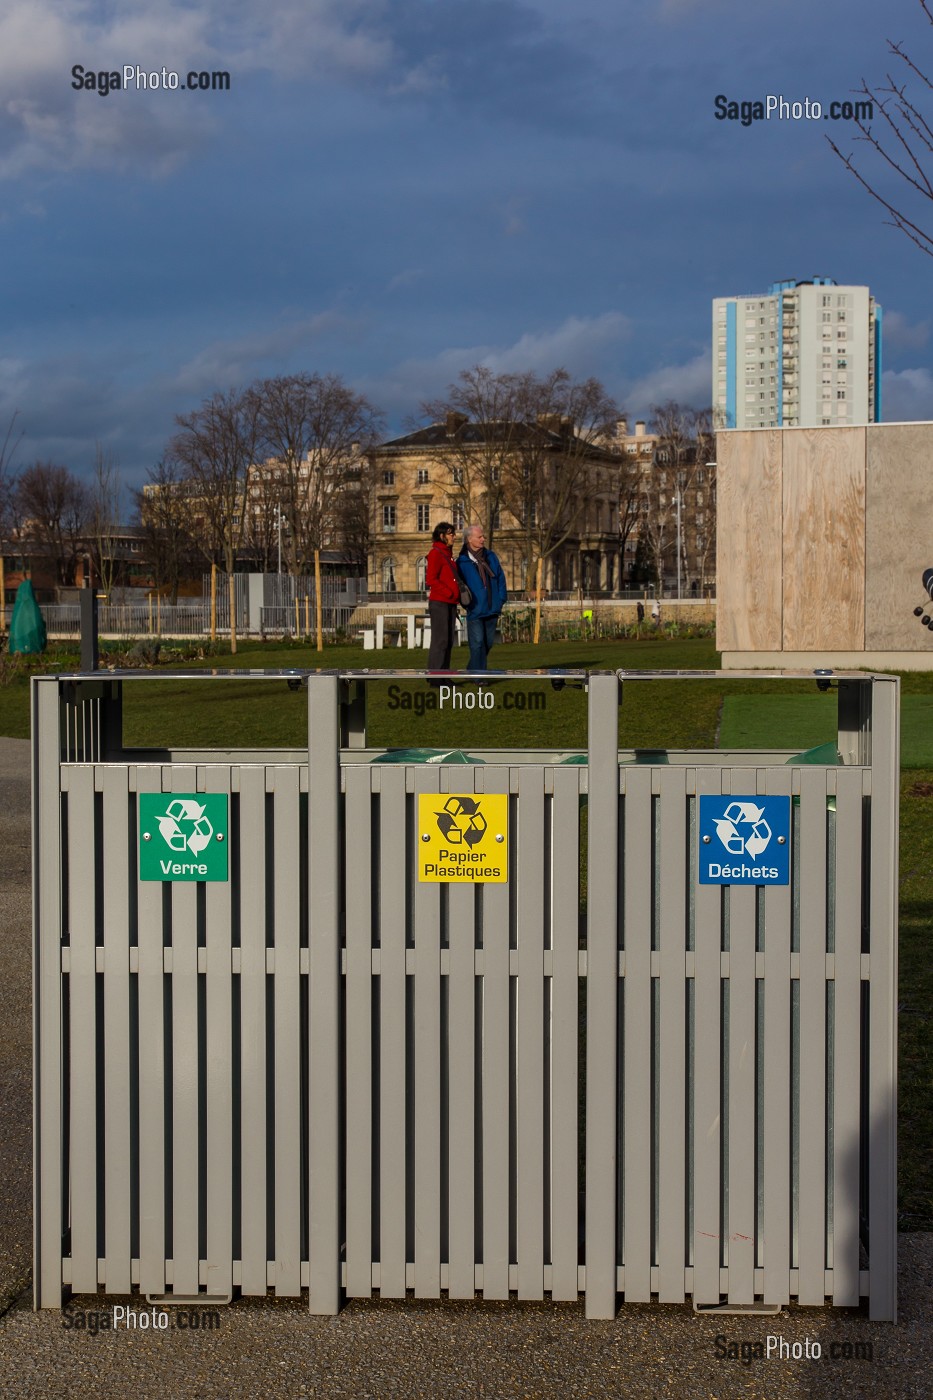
[378,766,407,1299]
[797,767,827,1305]
[692,768,723,1304]
[344,764,373,1297]
[726,769,757,1305]
[102,767,132,1294]
[762,767,792,1306]
[585,675,620,1318]
[447,872,476,1299]
[516,767,545,1299]
[136,766,166,1296]
[68,763,98,1294]
[867,679,899,1322]
[550,766,581,1301]
[621,766,652,1303]
[34,680,64,1307]
[481,766,511,1300]
[308,675,342,1314]
[238,766,268,1295]
[832,766,862,1306]
[412,767,441,1298]
[273,766,302,1296]
[658,767,687,1303]
[205,766,233,1297]
[170,764,200,1297]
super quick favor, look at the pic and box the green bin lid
[371,748,484,764]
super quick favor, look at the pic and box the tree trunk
[210,563,217,643]
[533,556,543,645]
[229,569,237,655]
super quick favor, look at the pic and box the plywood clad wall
[716,430,783,651]
[866,425,933,651]
[782,429,865,652]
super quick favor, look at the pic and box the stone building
[367,413,625,596]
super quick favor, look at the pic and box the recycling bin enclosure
[33,669,899,1319]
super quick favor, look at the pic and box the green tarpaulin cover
[8,579,47,655]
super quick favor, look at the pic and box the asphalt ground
[0,734,930,1399]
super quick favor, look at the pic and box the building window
[381,558,397,592]
[382,504,396,532]
[416,556,428,590]
[416,469,430,485]
[837,389,846,400]
[452,467,463,485]
[382,470,395,486]
[417,503,431,531]
[492,506,501,529]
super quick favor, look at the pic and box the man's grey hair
[463,523,483,551]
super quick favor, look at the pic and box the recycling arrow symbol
[713,800,772,859]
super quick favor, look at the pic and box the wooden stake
[148,593,153,635]
[304,593,310,636]
[533,556,543,645]
[314,548,323,652]
[295,596,300,638]
[210,562,217,643]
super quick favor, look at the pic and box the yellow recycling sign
[418,793,508,884]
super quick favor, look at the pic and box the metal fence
[32,670,898,1319]
[39,604,207,638]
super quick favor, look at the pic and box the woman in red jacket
[426,521,460,671]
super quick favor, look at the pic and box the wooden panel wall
[865,424,933,650]
[716,430,783,651]
[782,428,865,651]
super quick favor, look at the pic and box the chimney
[635,421,646,437]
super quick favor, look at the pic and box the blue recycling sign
[698,795,790,886]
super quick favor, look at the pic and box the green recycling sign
[139,793,228,881]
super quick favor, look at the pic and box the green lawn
[720,693,933,768]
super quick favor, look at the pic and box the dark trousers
[428,601,457,670]
[466,615,498,671]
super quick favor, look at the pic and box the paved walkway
[1,735,930,1398]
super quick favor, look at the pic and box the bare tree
[170,389,262,652]
[133,459,199,605]
[331,445,375,575]
[641,402,717,596]
[421,366,528,548]
[0,412,23,626]
[251,374,383,574]
[17,462,90,587]
[88,444,124,596]
[827,0,933,257]
[502,369,620,594]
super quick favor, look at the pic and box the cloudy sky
[1,0,931,488]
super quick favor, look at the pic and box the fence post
[307,674,343,1313]
[79,586,98,671]
[585,671,620,1318]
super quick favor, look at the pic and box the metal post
[79,585,98,671]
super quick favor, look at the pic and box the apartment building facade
[713,277,882,429]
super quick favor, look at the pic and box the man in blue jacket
[457,524,508,672]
